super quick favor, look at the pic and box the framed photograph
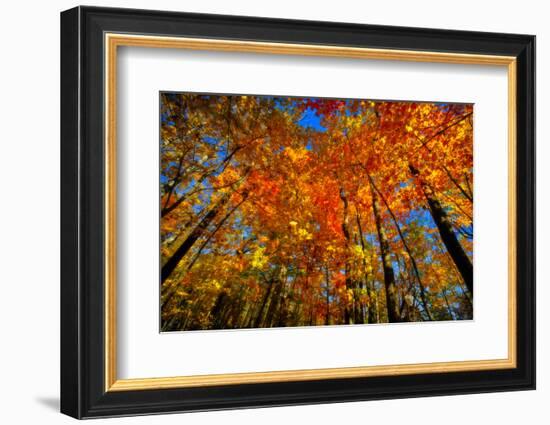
[60,6,535,419]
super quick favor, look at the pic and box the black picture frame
[61,5,535,419]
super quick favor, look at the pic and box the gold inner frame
[104,33,517,392]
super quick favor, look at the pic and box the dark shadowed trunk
[253,276,274,328]
[365,279,378,324]
[161,145,244,217]
[265,278,284,327]
[442,288,456,320]
[339,187,355,324]
[161,193,230,283]
[267,267,288,327]
[369,176,433,321]
[409,165,473,295]
[324,265,331,325]
[355,208,378,324]
[186,192,249,271]
[368,177,401,323]
[209,291,229,329]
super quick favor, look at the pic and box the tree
[160,94,474,331]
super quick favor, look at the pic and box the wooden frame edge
[105,32,118,391]
[108,358,516,391]
[507,59,518,370]
[104,33,518,392]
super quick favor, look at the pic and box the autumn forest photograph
[160,92,474,332]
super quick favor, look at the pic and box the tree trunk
[365,280,378,324]
[369,178,401,323]
[265,279,283,327]
[324,266,331,325]
[265,267,287,327]
[409,165,473,295]
[339,188,355,324]
[253,276,274,328]
[442,288,456,320]
[186,192,249,271]
[369,176,433,321]
[209,291,229,329]
[276,292,289,328]
[355,208,378,324]
[161,194,230,283]
[161,145,245,217]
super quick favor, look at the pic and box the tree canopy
[160,93,473,331]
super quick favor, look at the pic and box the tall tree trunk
[265,279,283,327]
[365,279,378,324]
[442,288,456,320]
[229,286,248,328]
[186,192,249,271]
[324,265,331,325]
[339,188,355,324]
[276,291,289,328]
[241,303,254,328]
[161,193,230,283]
[356,281,366,324]
[209,291,229,329]
[369,176,433,321]
[265,267,287,327]
[368,178,401,323]
[409,165,473,295]
[355,208,378,324]
[253,276,274,328]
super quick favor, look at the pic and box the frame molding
[61,6,535,419]
[104,33,517,392]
